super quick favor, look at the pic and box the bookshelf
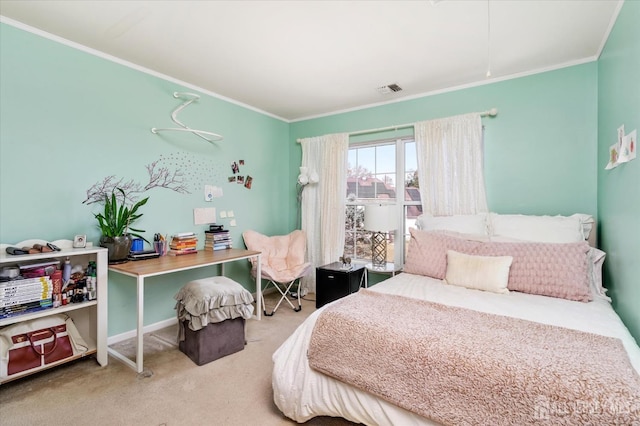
[0,239,108,384]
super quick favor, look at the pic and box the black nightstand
[316,262,365,308]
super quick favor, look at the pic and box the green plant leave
[94,187,149,242]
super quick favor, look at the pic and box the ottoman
[174,276,254,366]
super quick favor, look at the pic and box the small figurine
[339,254,351,268]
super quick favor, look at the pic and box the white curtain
[299,133,349,293]
[414,113,488,215]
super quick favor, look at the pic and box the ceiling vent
[377,83,403,94]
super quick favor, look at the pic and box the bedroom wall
[290,63,599,222]
[0,22,290,337]
[597,0,640,344]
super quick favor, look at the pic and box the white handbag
[0,314,89,379]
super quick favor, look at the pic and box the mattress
[272,273,640,425]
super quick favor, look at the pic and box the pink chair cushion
[242,229,311,283]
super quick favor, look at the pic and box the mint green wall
[290,63,599,223]
[0,23,290,336]
[597,1,640,343]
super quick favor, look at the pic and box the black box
[316,262,365,308]
[179,317,245,366]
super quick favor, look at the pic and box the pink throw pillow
[404,229,481,279]
[476,240,592,302]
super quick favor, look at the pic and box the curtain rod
[296,108,498,142]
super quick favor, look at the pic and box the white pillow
[570,213,595,241]
[415,213,488,236]
[488,213,586,243]
[588,247,609,301]
[444,250,513,294]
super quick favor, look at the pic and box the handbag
[0,314,88,379]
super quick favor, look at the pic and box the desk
[107,249,261,374]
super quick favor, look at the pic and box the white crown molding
[596,0,624,59]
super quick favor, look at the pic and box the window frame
[345,136,418,265]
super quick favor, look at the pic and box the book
[0,276,51,288]
[170,241,197,247]
[167,248,198,256]
[1,294,53,307]
[205,239,231,246]
[205,233,230,240]
[1,287,52,299]
[0,303,53,318]
[0,282,52,293]
[1,293,52,304]
[173,232,196,238]
[171,236,198,243]
[0,298,53,310]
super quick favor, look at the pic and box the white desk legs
[106,276,146,374]
[136,276,145,373]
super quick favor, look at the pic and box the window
[344,138,422,264]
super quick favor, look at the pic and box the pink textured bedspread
[308,290,640,425]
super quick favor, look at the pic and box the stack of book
[1,275,53,318]
[168,232,198,256]
[204,227,232,251]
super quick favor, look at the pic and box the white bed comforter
[272,273,640,425]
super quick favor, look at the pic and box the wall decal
[158,152,224,192]
[83,160,188,204]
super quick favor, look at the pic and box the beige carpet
[0,293,358,426]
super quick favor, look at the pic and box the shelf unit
[0,239,108,384]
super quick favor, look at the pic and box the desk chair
[242,230,311,316]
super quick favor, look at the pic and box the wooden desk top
[108,248,260,278]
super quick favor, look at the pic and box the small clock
[73,234,87,248]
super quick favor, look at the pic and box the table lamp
[364,204,395,269]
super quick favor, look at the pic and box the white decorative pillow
[588,247,609,301]
[415,213,489,236]
[488,213,587,243]
[444,250,513,294]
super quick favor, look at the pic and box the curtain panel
[414,113,488,216]
[299,133,349,293]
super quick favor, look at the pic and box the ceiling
[0,1,621,122]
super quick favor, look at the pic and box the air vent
[377,83,403,94]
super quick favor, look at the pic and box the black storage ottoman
[174,276,255,366]
[179,317,245,365]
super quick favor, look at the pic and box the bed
[272,213,640,425]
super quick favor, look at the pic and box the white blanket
[272,273,640,425]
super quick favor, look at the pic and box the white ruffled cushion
[488,213,587,243]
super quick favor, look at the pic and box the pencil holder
[154,241,168,256]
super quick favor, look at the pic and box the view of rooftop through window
[344,139,422,264]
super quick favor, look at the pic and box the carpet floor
[0,293,357,426]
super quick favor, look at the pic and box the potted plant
[94,188,149,263]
